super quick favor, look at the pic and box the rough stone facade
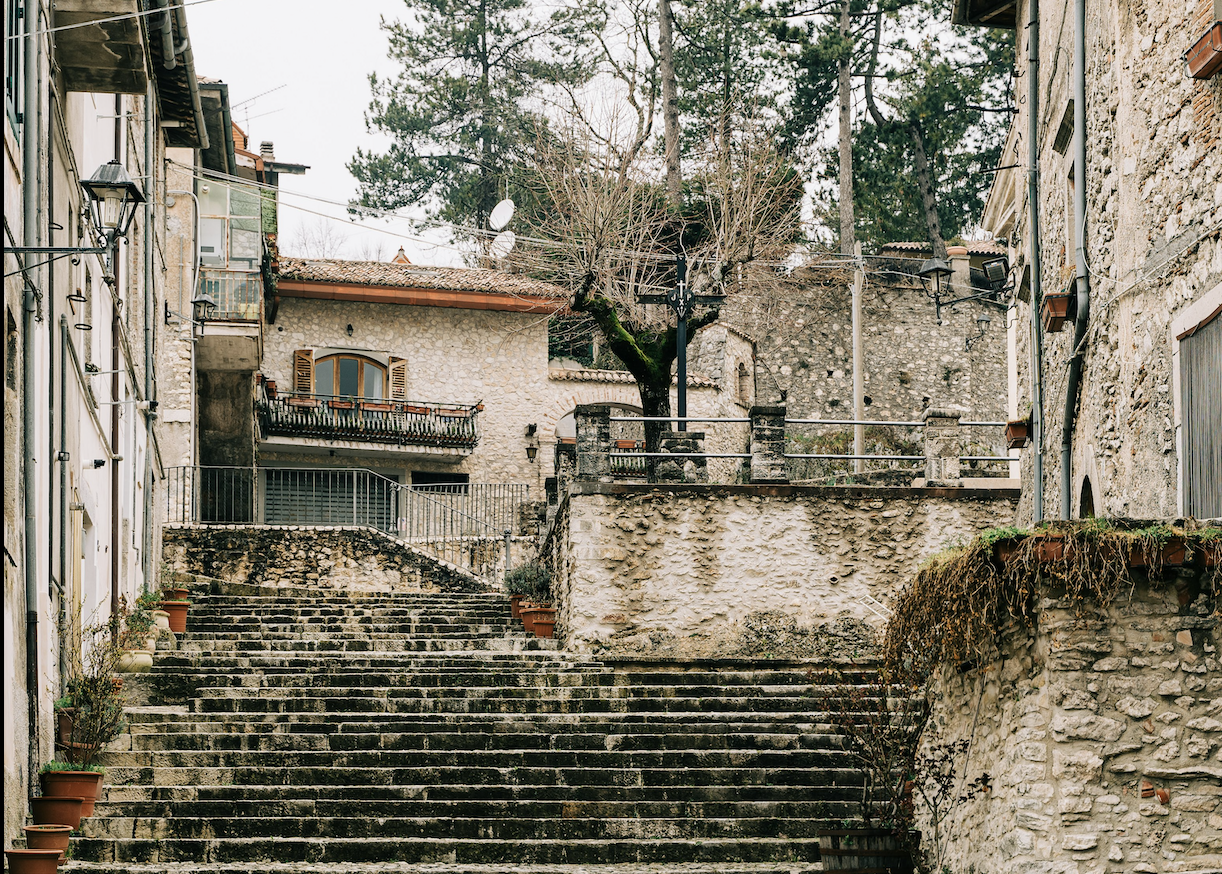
[982,0,1222,521]
[727,271,1008,425]
[924,571,1221,872]
[161,525,488,593]
[544,483,1019,654]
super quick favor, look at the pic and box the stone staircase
[63,584,874,873]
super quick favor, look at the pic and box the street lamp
[7,160,145,269]
[80,160,145,245]
[918,256,954,318]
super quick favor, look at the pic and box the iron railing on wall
[163,466,529,582]
[257,387,480,449]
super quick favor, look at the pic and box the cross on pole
[636,255,725,432]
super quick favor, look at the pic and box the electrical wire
[4,0,223,41]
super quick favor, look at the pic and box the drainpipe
[23,0,45,779]
[144,86,155,589]
[1027,0,1045,524]
[1060,0,1091,519]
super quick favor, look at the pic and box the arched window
[737,362,751,405]
[314,354,386,399]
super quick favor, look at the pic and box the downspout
[1060,0,1091,519]
[1027,0,1045,523]
[111,94,122,618]
[144,86,155,590]
[58,318,69,685]
[167,1,209,151]
[23,0,45,778]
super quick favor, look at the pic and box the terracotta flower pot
[993,539,1022,564]
[23,824,72,866]
[159,600,189,634]
[509,594,524,619]
[55,709,75,747]
[533,617,556,639]
[40,770,103,817]
[163,586,190,601]
[5,848,63,874]
[519,606,538,635]
[1032,533,1068,562]
[1005,420,1030,450]
[29,795,86,830]
[1041,291,1073,333]
[1128,537,1187,568]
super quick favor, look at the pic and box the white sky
[185,0,467,266]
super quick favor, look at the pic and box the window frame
[313,353,388,400]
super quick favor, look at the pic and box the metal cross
[636,255,725,431]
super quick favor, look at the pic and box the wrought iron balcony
[256,384,481,449]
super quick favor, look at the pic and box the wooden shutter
[293,349,314,394]
[389,357,408,400]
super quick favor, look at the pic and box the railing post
[503,529,512,575]
[922,406,965,487]
[654,430,706,483]
[575,405,612,482]
[750,405,789,484]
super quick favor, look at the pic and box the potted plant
[57,619,128,768]
[29,795,87,831]
[39,760,105,817]
[158,584,191,634]
[812,665,930,872]
[1004,417,1030,450]
[504,563,553,631]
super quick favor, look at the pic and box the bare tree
[288,218,349,259]
[512,121,803,463]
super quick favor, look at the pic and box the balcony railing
[199,268,262,321]
[257,385,481,449]
[163,465,530,583]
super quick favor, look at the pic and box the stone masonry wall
[924,571,1221,872]
[162,525,487,593]
[1003,0,1222,522]
[548,483,1019,654]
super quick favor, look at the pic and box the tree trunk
[658,0,682,209]
[837,0,855,255]
[638,376,673,483]
[908,120,947,259]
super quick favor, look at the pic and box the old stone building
[962,0,1221,522]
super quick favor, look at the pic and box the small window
[314,354,387,399]
[737,362,751,404]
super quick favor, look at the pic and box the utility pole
[851,242,865,472]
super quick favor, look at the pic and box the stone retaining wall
[162,525,487,593]
[923,570,1221,872]
[545,483,1018,655]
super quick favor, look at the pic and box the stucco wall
[261,298,745,491]
[923,571,1221,872]
[548,483,1019,654]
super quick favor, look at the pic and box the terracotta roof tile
[878,241,1006,256]
[278,257,569,300]
[548,368,718,388]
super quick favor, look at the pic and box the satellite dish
[488,230,516,259]
[489,198,515,231]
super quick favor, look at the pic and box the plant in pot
[57,618,128,770]
[22,822,72,866]
[39,759,106,817]
[811,664,930,873]
[117,594,156,672]
[158,584,191,634]
[505,563,556,637]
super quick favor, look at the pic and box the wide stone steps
[70,836,823,865]
[68,584,880,868]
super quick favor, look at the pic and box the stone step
[103,783,857,805]
[129,730,847,752]
[82,814,839,841]
[65,863,823,874]
[69,835,823,865]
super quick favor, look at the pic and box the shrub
[504,563,551,603]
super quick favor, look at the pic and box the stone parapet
[750,405,788,484]
[922,405,965,486]
[574,405,611,481]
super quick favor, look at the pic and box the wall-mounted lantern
[965,312,992,351]
[525,423,539,462]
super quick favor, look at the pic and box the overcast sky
[186,0,466,266]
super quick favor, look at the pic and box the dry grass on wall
[883,520,1222,679]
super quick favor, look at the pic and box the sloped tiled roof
[278,258,568,300]
[878,241,1006,256]
[548,368,718,388]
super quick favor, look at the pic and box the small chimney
[260,141,275,161]
[391,246,411,265]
